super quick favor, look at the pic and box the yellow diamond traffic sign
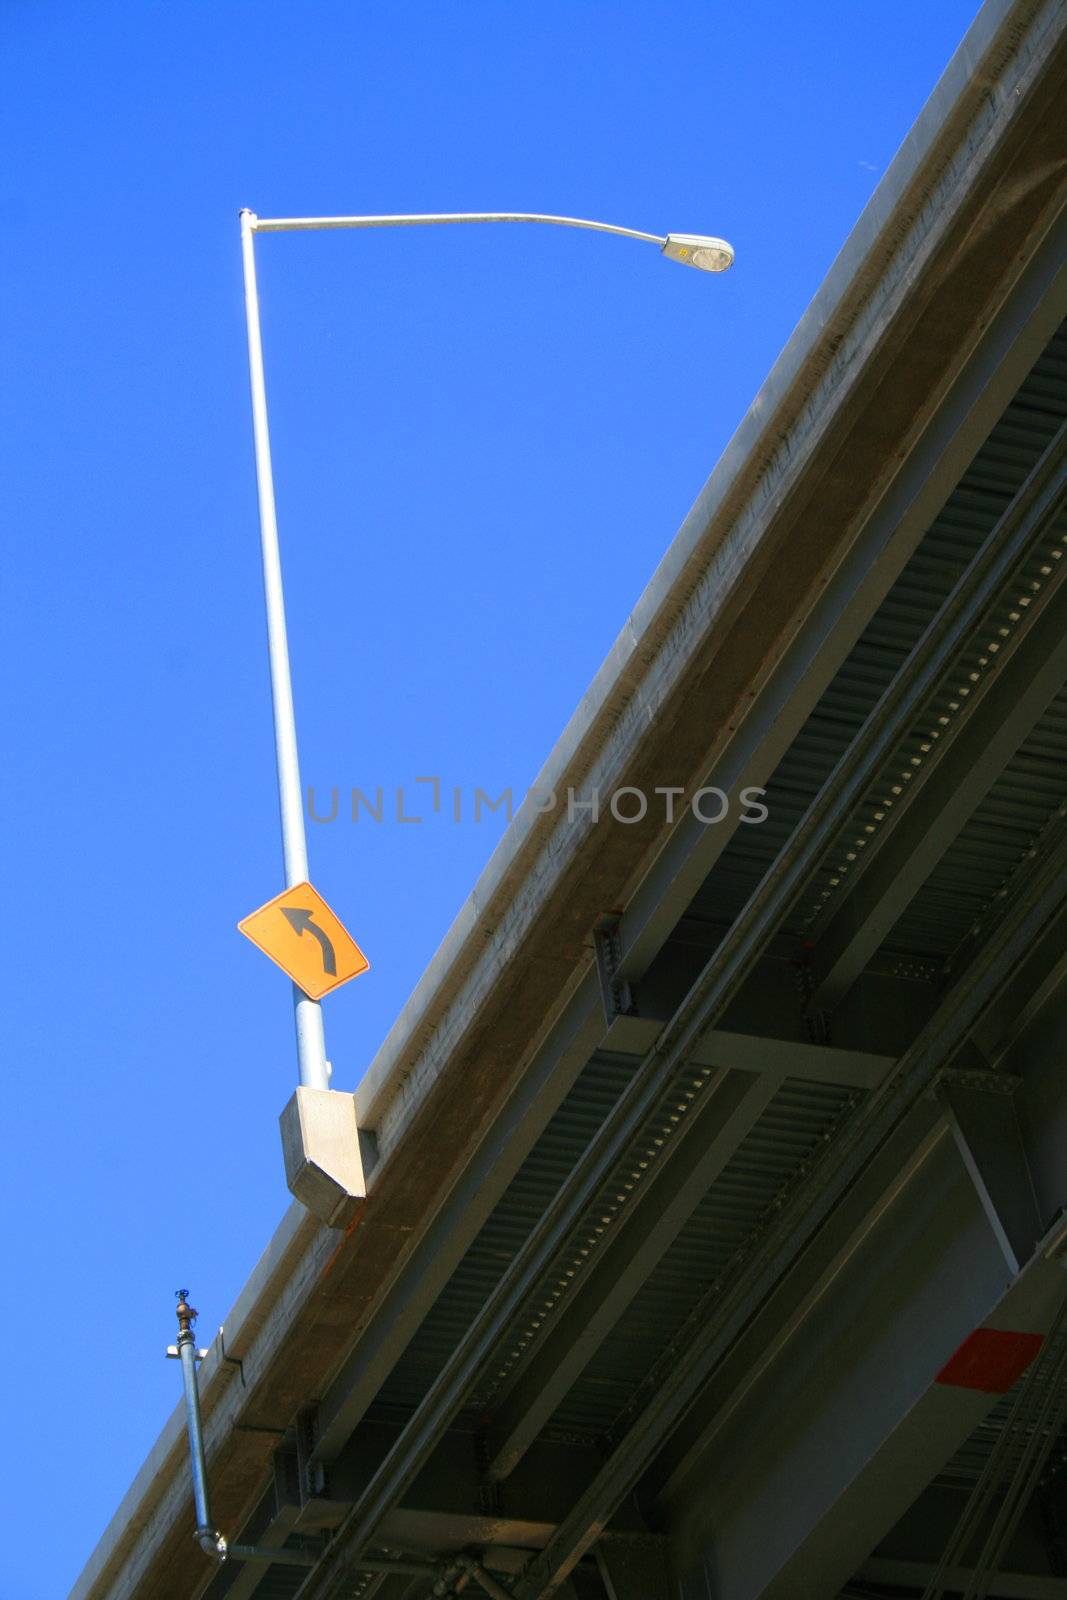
[238,881,369,1000]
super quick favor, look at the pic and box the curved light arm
[243,209,734,273]
[251,210,664,243]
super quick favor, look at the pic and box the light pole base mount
[279,1087,367,1228]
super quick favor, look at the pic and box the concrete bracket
[216,1327,245,1387]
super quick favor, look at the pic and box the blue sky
[1,3,979,1594]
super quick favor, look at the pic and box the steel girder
[510,830,1067,1595]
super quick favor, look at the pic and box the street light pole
[240,208,329,1091]
[238,206,732,1102]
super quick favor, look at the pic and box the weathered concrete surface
[70,2,1067,1596]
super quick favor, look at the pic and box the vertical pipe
[172,1297,328,1568]
[175,1294,224,1556]
[238,209,329,1092]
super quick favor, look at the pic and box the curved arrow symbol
[280,906,337,975]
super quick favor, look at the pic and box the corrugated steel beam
[509,824,1067,1597]
[311,952,903,1468]
[481,1069,780,1483]
[311,975,605,1464]
[647,1097,949,1502]
[811,426,1067,1008]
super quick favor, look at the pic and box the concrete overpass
[73,1,1067,1595]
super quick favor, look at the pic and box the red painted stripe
[936,1328,1044,1393]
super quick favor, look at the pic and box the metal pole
[174,1293,224,1556]
[171,1293,324,1568]
[239,208,329,1092]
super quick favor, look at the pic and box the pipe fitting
[175,1290,197,1341]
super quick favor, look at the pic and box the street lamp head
[661,233,735,273]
